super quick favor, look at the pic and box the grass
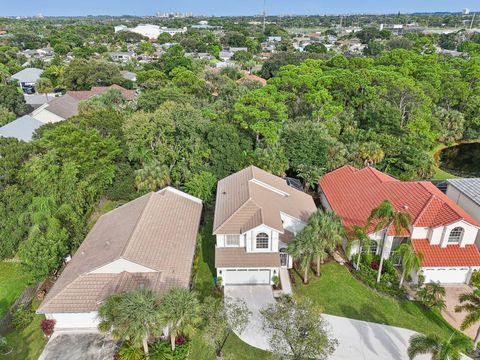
[0,262,31,318]
[189,209,275,360]
[293,261,459,340]
[0,300,46,360]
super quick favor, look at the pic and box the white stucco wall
[31,108,64,124]
[46,312,99,330]
[280,212,306,234]
[437,220,478,248]
[447,185,480,223]
[245,225,279,253]
[89,258,157,274]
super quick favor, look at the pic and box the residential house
[237,72,267,86]
[213,166,316,285]
[109,51,136,62]
[24,93,56,110]
[31,94,79,124]
[120,70,137,82]
[37,187,202,330]
[319,165,480,284]
[446,178,480,245]
[0,115,43,142]
[10,68,43,91]
[67,84,137,102]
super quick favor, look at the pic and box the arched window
[369,241,378,255]
[256,233,269,249]
[448,227,464,243]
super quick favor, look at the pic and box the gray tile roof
[45,94,79,119]
[11,68,44,83]
[448,178,480,205]
[0,115,43,142]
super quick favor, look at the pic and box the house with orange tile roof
[319,165,480,284]
[213,166,316,286]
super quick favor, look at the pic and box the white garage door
[48,312,100,329]
[225,269,271,285]
[423,268,470,284]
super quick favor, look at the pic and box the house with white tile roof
[319,165,480,284]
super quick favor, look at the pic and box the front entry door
[280,249,288,267]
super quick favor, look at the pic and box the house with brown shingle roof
[319,165,480,284]
[37,187,202,330]
[214,166,316,285]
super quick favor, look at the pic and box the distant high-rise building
[463,8,470,15]
[155,11,193,18]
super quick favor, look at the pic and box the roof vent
[105,240,110,246]
[80,251,85,255]
[403,204,409,210]
[222,190,227,195]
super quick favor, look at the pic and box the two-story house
[319,165,480,284]
[213,166,317,286]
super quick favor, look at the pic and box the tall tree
[287,229,316,284]
[368,200,411,283]
[159,288,201,351]
[395,241,423,288]
[202,297,250,358]
[455,290,480,350]
[261,296,338,360]
[36,77,53,101]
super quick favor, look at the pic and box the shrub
[12,304,35,330]
[118,343,144,360]
[471,271,480,288]
[0,337,11,355]
[272,275,280,287]
[352,255,406,298]
[40,319,55,337]
[150,339,190,360]
[216,276,223,287]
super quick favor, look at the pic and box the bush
[118,344,144,360]
[352,255,406,298]
[471,271,480,288]
[40,319,55,337]
[150,339,190,360]
[12,304,35,330]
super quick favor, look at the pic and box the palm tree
[407,333,470,360]
[287,228,316,284]
[98,289,161,358]
[296,164,325,192]
[455,290,480,350]
[418,282,447,310]
[159,288,202,351]
[346,225,372,271]
[368,200,411,283]
[395,241,423,288]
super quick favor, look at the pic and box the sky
[0,0,478,17]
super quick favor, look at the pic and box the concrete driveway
[442,284,476,339]
[38,332,117,360]
[225,286,470,360]
[224,285,275,350]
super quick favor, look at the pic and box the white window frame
[448,227,464,244]
[256,233,269,250]
[225,234,240,247]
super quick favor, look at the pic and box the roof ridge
[213,198,259,233]
[412,193,436,226]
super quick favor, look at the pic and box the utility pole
[263,0,266,33]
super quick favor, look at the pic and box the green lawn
[189,210,275,360]
[294,261,459,340]
[0,262,31,318]
[0,300,46,360]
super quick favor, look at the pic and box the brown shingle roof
[38,187,202,314]
[67,84,137,101]
[215,248,281,268]
[213,166,316,234]
[44,94,79,119]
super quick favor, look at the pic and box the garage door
[423,268,470,284]
[225,269,271,285]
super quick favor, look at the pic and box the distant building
[109,51,136,62]
[267,36,282,42]
[10,68,44,91]
[0,115,43,142]
[114,24,187,40]
[464,8,471,15]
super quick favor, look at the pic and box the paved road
[225,285,471,360]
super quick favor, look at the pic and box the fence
[0,282,41,336]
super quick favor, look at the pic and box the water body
[439,143,480,177]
